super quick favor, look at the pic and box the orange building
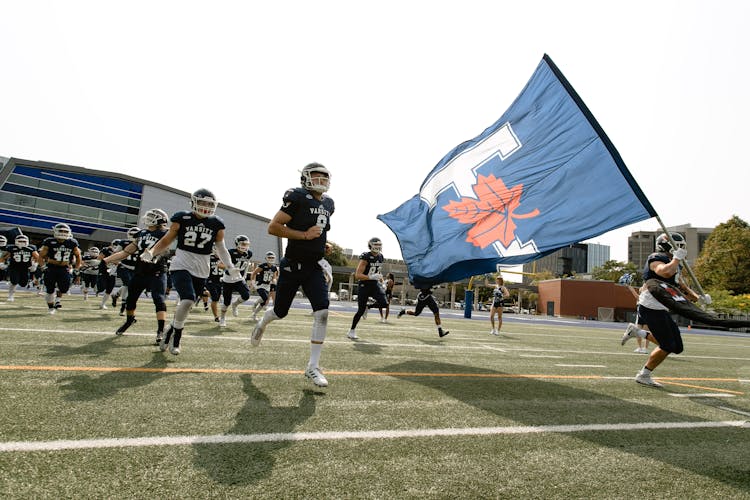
[537,279,638,322]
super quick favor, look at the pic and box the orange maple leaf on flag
[442,174,540,249]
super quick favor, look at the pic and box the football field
[1,290,749,498]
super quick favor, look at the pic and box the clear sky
[2,1,748,277]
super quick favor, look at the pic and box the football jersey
[358,251,384,281]
[41,237,79,266]
[254,262,278,290]
[280,187,335,263]
[133,227,169,275]
[207,254,223,283]
[224,248,253,280]
[98,246,116,274]
[81,255,101,275]
[4,245,36,269]
[169,210,226,278]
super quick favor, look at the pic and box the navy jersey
[254,262,278,289]
[280,187,335,263]
[98,246,116,274]
[133,227,169,275]
[357,251,384,281]
[4,245,36,269]
[643,252,678,285]
[207,254,223,283]
[41,237,79,266]
[171,210,226,255]
[492,285,508,306]
[225,248,253,278]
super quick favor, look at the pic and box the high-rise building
[628,224,713,269]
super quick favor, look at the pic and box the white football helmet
[191,188,218,218]
[300,163,331,193]
[127,227,141,241]
[656,232,686,253]
[235,234,250,252]
[88,247,100,258]
[368,237,382,255]
[53,223,72,240]
[142,208,169,227]
[265,251,276,264]
[0,235,7,247]
[15,235,29,248]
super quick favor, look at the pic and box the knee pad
[311,309,328,342]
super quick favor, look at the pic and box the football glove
[699,294,712,305]
[672,248,687,261]
[140,249,154,263]
[226,267,242,282]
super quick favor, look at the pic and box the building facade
[628,224,713,269]
[0,157,281,258]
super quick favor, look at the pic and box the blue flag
[377,54,656,288]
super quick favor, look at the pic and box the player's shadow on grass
[376,360,750,492]
[193,374,318,486]
[59,352,172,401]
[350,340,384,355]
[44,335,139,358]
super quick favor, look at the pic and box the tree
[325,241,350,267]
[591,260,641,285]
[694,215,750,295]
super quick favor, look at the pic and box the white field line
[717,406,750,417]
[555,364,606,368]
[1,420,745,453]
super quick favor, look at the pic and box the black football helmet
[300,163,331,193]
[235,234,250,252]
[655,232,686,253]
[53,223,72,240]
[191,188,218,218]
[368,237,382,254]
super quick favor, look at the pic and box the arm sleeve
[214,240,235,269]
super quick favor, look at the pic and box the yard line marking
[519,354,564,359]
[717,406,750,417]
[555,364,606,368]
[1,420,745,453]
[480,344,507,352]
[668,393,735,398]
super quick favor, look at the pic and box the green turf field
[1,291,749,499]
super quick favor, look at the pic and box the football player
[111,226,141,315]
[205,248,223,323]
[251,163,334,388]
[79,247,101,301]
[104,209,171,343]
[346,237,389,340]
[398,287,450,338]
[96,241,120,309]
[218,235,253,327]
[0,235,8,283]
[36,223,82,314]
[141,189,240,355]
[249,251,279,321]
[0,235,39,302]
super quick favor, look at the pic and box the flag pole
[654,215,706,297]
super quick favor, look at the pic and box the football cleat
[621,323,639,345]
[169,346,181,355]
[635,371,663,388]
[304,366,328,387]
[231,303,239,317]
[251,322,266,347]
[116,317,136,336]
[219,316,227,327]
[438,328,449,338]
[398,309,406,318]
[346,330,358,340]
[154,332,163,346]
